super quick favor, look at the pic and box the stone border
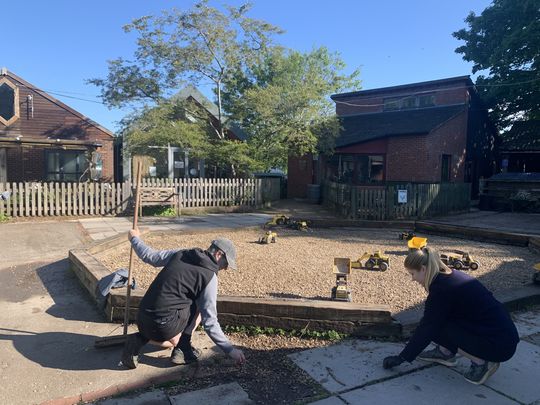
[69,223,540,340]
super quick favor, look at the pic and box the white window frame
[0,78,20,126]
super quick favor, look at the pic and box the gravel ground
[96,227,539,313]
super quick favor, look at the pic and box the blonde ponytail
[404,246,452,291]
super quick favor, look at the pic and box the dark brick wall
[385,112,468,182]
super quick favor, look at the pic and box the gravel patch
[96,228,539,313]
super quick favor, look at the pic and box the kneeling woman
[383,247,519,385]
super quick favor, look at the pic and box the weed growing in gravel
[142,206,177,217]
[0,213,9,222]
[223,325,347,341]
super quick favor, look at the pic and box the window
[0,78,20,126]
[46,150,88,181]
[383,93,435,111]
[326,154,385,184]
[441,154,452,182]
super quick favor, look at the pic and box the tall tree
[89,0,282,141]
[223,47,360,169]
[453,0,540,129]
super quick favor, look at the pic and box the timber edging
[68,242,399,338]
[69,223,540,340]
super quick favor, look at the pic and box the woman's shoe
[464,361,500,385]
[417,346,458,367]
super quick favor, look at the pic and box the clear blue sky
[2,0,492,133]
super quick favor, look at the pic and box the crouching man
[121,229,245,369]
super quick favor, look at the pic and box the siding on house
[0,69,114,182]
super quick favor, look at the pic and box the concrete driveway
[0,220,216,405]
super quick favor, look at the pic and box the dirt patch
[164,334,331,404]
[95,228,538,313]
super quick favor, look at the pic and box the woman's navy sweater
[400,269,519,362]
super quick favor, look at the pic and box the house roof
[173,85,248,141]
[336,104,466,147]
[331,76,473,100]
[501,120,540,151]
[0,68,114,137]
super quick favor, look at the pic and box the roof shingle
[336,104,465,147]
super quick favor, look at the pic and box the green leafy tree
[223,47,360,169]
[453,0,540,129]
[119,100,209,158]
[89,0,281,142]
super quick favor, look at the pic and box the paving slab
[339,366,518,405]
[452,340,540,405]
[512,308,540,338]
[169,382,253,404]
[95,389,169,404]
[524,332,540,346]
[288,339,427,394]
[308,396,347,404]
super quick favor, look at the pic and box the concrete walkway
[79,213,273,241]
[92,307,540,405]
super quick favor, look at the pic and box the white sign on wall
[398,189,408,204]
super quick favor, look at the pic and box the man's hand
[128,228,140,241]
[383,355,405,369]
[229,348,246,366]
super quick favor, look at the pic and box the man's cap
[211,238,237,270]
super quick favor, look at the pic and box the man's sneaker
[171,346,201,365]
[121,333,147,369]
[464,361,500,385]
[417,346,458,366]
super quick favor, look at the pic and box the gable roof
[174,85,248,141]
[0,68,113,137]
[501,120,540,151]
[336,104,465,147]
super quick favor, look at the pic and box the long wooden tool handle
[123,161,142,335]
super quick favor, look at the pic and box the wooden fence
[0,177,276,218]
[323,181,471,220]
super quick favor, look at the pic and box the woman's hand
[383,355,405,369]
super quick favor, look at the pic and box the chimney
[0,67,7,75]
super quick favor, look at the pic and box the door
[0,148,6,182]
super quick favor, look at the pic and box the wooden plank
[0,183,4,217]
[60,182,65,216]
[54,182,60,216]
[24,182,30,216]
[83,182,88,216]
[5,183,11,216]
[18,182,24,217]
[215,296,392,323]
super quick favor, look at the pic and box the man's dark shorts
[137,304,197,342]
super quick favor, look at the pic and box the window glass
[46,150,88,181]
[369,155,384,182]
[419,94,435,107]
[401,96,417,109]
[383,97,400,111]
[0,83,15,121]
[441,154,451,182]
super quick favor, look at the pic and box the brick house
[288,76,498,198]
[0,68,114,183]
